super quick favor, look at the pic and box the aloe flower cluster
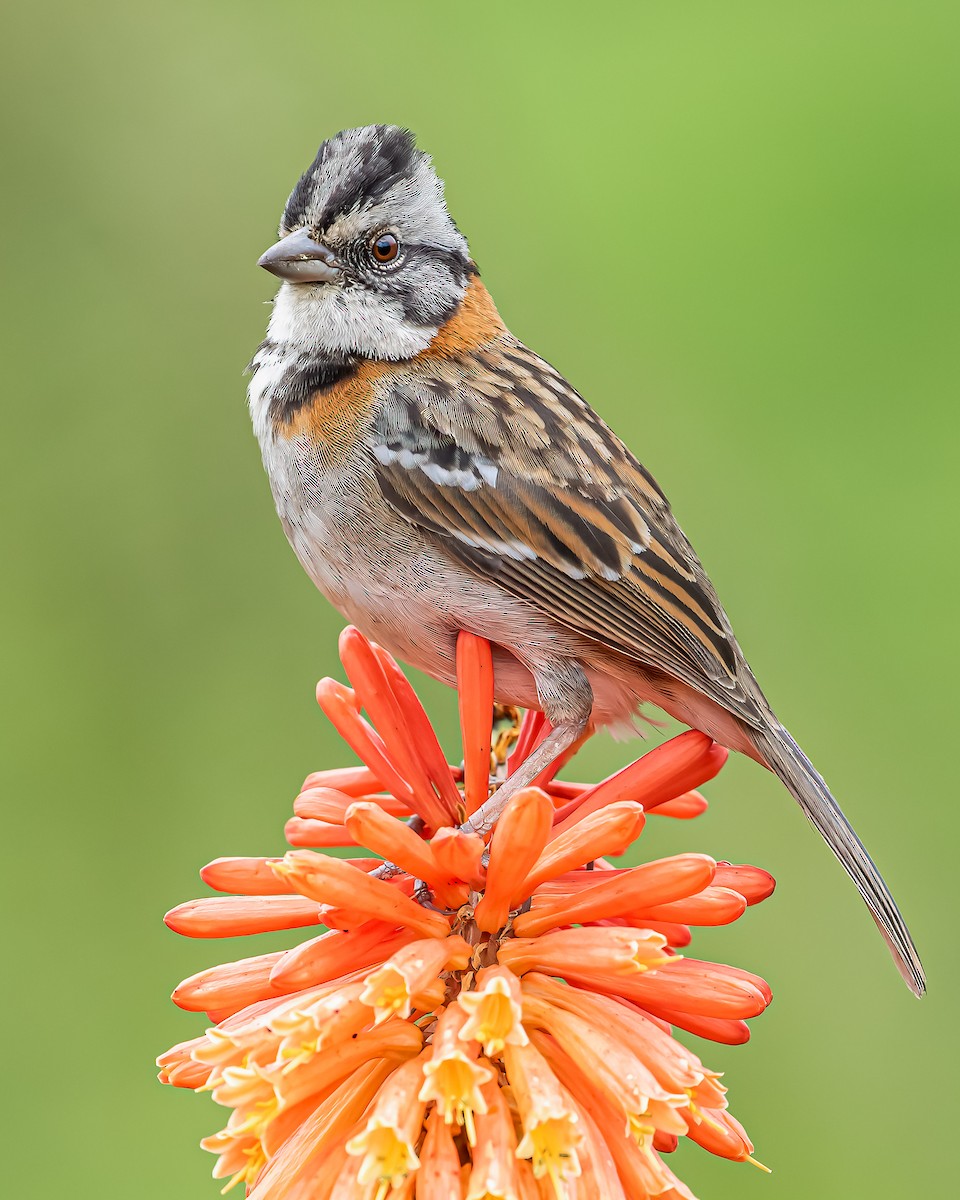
[158,628,774,1198]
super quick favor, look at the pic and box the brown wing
[368,339,767,729]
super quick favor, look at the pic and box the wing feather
[368,340,767,727]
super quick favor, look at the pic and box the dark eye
[371,232,400,263]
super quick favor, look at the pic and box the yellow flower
[458,966,528,1057]
[503,1040,582,1193]
[418,1003,494,1144]
[360,936,470,1024]
[344,1054,427,1196]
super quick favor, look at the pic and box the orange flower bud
[551,730,725,832]
[647,789,709,819]
[164,895,324,938]
[457,631,494,816]
[466,1082,520,1200]
[430,826,486,889]
[501,926,672,978]
[172,950,287,1015]
[513,853,716,937]
[714,862,777,904]
[509,709,548,772]
[559,956,770,1021]
[274,850,451,939]
[520,800,646,901]
[339,627,458,827]
[416,1107,462,1200]
[200,856,294,895]
[344,802,436,878]
[316,677,451,830]
[370,638,464,818]
[300,764,384,796]
[474,788,554,934]
[269,923,416,992]
[283,816,354,848]
[626,885,748,927]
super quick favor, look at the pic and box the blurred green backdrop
[2,1,958,1196]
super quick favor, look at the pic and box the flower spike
[159,626,773,1198]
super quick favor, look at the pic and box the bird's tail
[752,723,925,996]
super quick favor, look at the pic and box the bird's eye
[371,232,400,263]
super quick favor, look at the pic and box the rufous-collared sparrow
[248,125,923,994]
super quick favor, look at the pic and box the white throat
[266,281,437,360]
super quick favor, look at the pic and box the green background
[3,1,957,1196]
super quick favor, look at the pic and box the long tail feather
[753,724,925,996]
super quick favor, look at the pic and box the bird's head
[259,125,474,361]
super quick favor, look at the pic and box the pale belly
[271,469,644,724]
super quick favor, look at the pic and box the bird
[248,124,924,996]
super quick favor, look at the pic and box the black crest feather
[282,125,420,233]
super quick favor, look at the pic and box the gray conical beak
[257,229,343,282]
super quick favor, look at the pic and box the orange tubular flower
[465,1081,522,1200]
[418,1002,495,1143]
[344,1052,429,1194]
[159,627,776,1198]
[458,966,528,1058]
[503,1039,583,1190]
[360,937,471,1024]
[416,1108,462,1200]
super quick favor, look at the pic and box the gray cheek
[364,259,466,330]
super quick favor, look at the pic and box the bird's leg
[462,719,588,837]
[462,658,593,839]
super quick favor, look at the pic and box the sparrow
[248,125,923,995]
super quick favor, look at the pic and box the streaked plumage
[249,125,924,995]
